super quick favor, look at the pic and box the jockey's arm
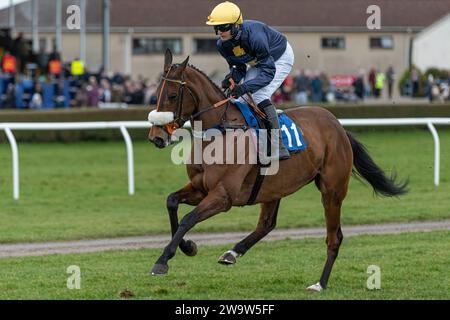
[227,60,247,83]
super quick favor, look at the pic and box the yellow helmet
[206,1,243,26]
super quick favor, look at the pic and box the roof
[1,0,450,32]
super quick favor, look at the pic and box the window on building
[321,37,345,49]
[193,38,217,54]
[132,38,182,55]
[370,36,394,49]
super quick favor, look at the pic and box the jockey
[206,1,294,160]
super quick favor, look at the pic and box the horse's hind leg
[308,168,350,291]
[166,183,205,257]
[218,200,280,265]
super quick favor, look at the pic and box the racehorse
[147,49,408,291]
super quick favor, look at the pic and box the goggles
[214,24,233,33]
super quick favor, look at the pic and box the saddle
[233,101,307,154]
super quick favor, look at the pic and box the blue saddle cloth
[234,101,307,152]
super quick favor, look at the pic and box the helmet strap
[231,24,240,37]
[230,12,242,37]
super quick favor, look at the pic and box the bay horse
[147,49,408,291]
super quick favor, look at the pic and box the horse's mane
[187,64,226,98]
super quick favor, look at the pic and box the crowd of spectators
[273,66,403,105]
[0,68,160,109]
[1,30,160,109]
[272,66,450,104]
[63,70,159,108]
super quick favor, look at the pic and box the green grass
[0,231,448,299]
[0,129,449,243]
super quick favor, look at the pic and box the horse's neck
[189,69,245,129]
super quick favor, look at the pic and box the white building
[413,13,450,70]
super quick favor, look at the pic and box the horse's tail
[346,131,408,197]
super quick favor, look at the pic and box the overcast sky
[0,0,27,11]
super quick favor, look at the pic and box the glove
[230,85,245,99]
[221,74,232,90]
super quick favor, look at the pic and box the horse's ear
[179,55,190,73]
[164,48,173,71]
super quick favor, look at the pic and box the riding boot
[257,99,290,160]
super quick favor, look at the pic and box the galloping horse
[148,49,407,291]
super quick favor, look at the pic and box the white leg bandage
[225,250,240,258]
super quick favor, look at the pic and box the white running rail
[1,118,449,200]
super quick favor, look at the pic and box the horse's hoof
[180,240,197,257]
[218,251,237,265]
[306,282,323,292]
[150,263,169,276]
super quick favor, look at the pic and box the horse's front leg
[167,183,206,256]
[218,200,280,265]
[151,184,232,275]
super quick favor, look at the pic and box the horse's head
[148,49,198,148]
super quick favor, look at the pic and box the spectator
[86,76,100,107]
[1,51,17,74]
[447,71,450,101]
[37,48,49,73]
[4,83,16,108]
[319,72,330,102]
[440,81,449,102]
[368,68,376,97]
[411,68,420,97]
[73,83,88,107]
[281,73,294,101]
[12,32,28,74]
[311,72,323,103]
[100,78,112,103]
[272,88,285,104]
[426,74,436,102]
[123,80,134,104]
[386,66,395,100]
[375,71,385,98]
[144,80,158,105]
[112,71,125,85]
[132,81,145,104]
[48,48,61,62]
[30,83,43,109]
[294,70,310,105]
[353,70,365,100]
[111,83,125,103]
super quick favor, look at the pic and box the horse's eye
[168,93,177,100]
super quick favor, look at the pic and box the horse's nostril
[153,137,165,148]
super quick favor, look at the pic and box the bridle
[154,64,232,134]
[155,65,197,134]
